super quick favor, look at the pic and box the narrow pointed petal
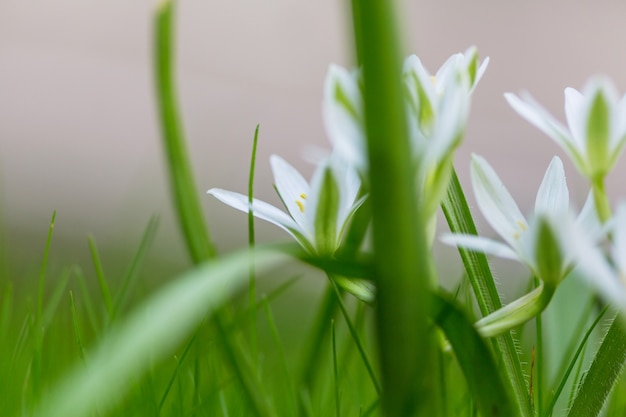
[576,191,605,242]
[207,188,307,241]
[535,156,569,216]
[584,84,612,177]
[564,87,586,153]
[309,163,340,254]
[270,155,310,228]
[440,233,519,260]
[470,154,528,247]
[505,92,586,170]
[322,65,366,170]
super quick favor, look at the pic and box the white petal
[440,233,519,260]
[470,154,527,248]
[505,92,583,166]
[563,87,587,155]
[270,155,310,228]
[207,188,305,240]
[576,191,605,242]
[322,65,367,170]
[535,156,569,217]
[571,221,626,307]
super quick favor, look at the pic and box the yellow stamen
[516,220,527,232]
[430,75,437,86]
[296,200,305,213]
[300,193,307,200]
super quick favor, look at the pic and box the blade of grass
[432,292,519,417]
[542,305,608,417]
[88,236,113,318]
[109,216,159,323]
[37,211,56,324]
[351,1,437,415]
[330,277,380,395]
[248,124,260,360]
[566,314,626,417]
[32,248,287,417]
[69,290,87,366]
[157,332,198,413]
[262,296,298,417]
[442,168,531,417]
[154,0,215,263]
[331,319,341,417]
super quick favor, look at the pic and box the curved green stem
[477,284,556,338]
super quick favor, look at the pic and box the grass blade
[110,216,159,323]
[154,0,215,263]
[442,168,531,417]
[87,236,113,318]
[432,292,519,417]
[542,305,608,417]
[567,314,626,417]
[351,1,437,415]
[32,248,287,417]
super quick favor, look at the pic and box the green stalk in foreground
[154,0,215,263]
[351,1,437,416]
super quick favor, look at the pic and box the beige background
[2,0,626,274]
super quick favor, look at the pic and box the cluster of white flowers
[208,47,626,318]
[209,47,487,256]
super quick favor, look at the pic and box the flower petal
[322,65,366,171]
[440,233,519,260]
[207,188,312,247]
[535,156,569,217]
[612,203,626,277]
[270,155,310,229]
[470,154,527,248]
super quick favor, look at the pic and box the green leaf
[154,0,215,263]
[32,248,287,417]
[433,292,519,417]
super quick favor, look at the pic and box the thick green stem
[591,178,612,224]
[351,1,437,416]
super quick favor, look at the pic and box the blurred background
[2,0,626,286]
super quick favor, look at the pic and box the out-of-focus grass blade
[442,168,531,417]
[566,315,626,417]
[154,0,215,264]
[32,248,287,417]
[88,236,113,318]
[110,216,159,323]
[432,292,519,417]
[542,305,608,417]
[69,290,87,366]
[351,0,438,415]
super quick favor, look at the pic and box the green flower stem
[154,0,215,263]
[476,283,556,338]
[592,178,612,223]
[351,1,438,416]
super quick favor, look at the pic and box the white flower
[323,48,488,217]
[505,77,626,181]
[441,155,599,286]
[573,202,626,308]
[207,154,363,255]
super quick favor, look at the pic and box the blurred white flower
[505,77,626,182]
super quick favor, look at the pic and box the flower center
[295,193,307,213]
